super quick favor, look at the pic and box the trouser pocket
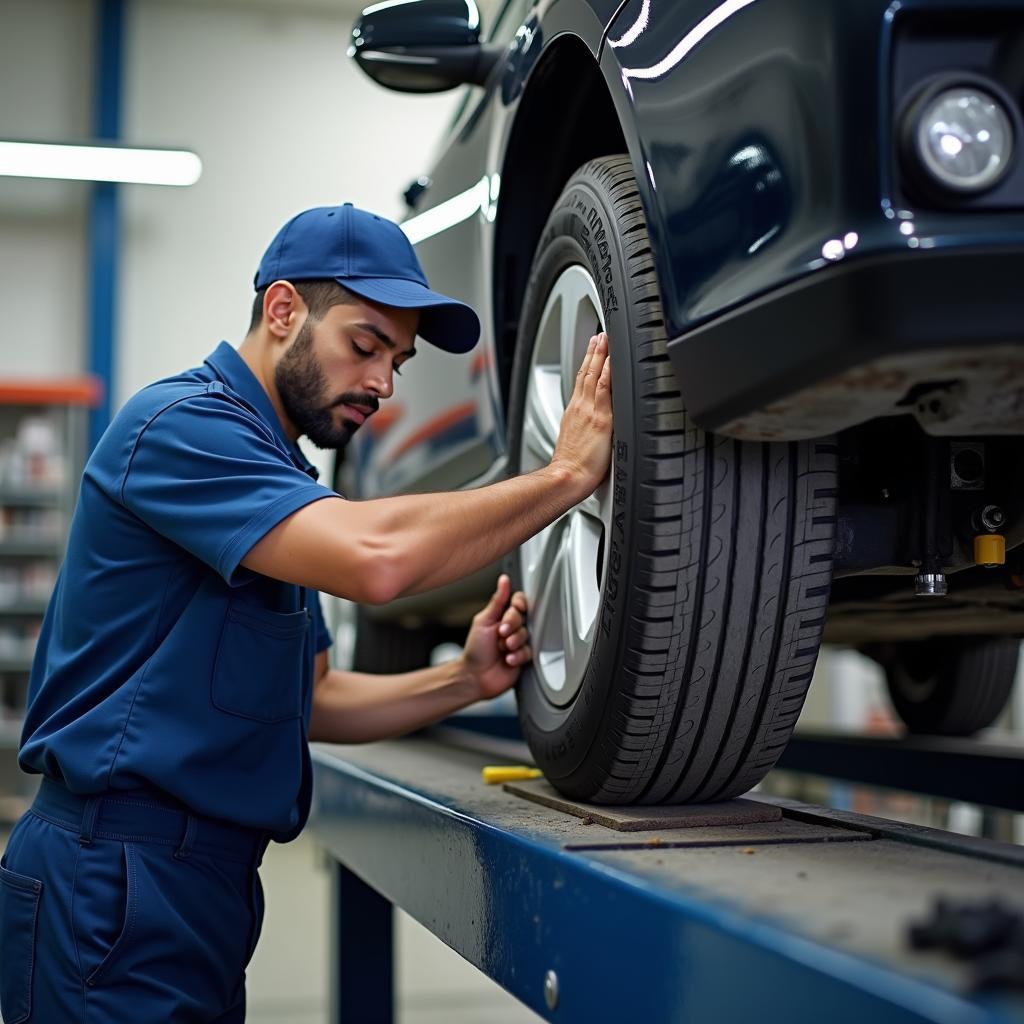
[77,839,261,1017]
[74,840,137,990]
[0,863,43,1024]
[87,843,137,988]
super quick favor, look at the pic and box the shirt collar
[204,341,320,480]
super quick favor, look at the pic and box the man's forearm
[243,464,587,604]
[361,464,586,598]
[307,661,479,744]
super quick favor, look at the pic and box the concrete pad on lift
[503,778,783,831]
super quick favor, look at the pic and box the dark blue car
[334,0,1024,803]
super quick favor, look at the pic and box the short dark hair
[248,279,358,333]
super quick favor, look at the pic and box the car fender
[493,0,853,395]
[598,0,1024,436]
[598,0,903,340]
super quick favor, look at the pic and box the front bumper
[669,247,1024,441]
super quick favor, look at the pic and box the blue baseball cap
[254,203,480,353]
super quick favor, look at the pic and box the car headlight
[911,84,1014,194]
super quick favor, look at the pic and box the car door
[347,0,529,499]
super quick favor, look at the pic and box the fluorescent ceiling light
[0,141,202,186]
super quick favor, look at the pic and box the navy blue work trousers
[0,779,269,1023]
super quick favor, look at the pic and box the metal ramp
[309,736,1024,1024]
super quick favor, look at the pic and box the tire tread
[517,155,837,804]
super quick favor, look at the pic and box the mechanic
[0,203,612,1023]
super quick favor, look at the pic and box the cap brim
[337,277,480,354]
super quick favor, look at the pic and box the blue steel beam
[310,743,1024,1024]
[330,863,394,1024]
[777,731,1024,814]
[87,0,123,450]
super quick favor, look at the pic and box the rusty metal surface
[720,345,1024,442]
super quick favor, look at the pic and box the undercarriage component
[832,424,1024,619]
[975,534,1007,568]
[915,436,952,597]
[979,504,1005,532]
[915,573,948,596]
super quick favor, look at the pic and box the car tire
[351,606,462,675]
[882,636,1019,736]
[506,155,838,804]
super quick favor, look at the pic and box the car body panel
[352,14,515,497]
[602,0,1024,334]
[351,0,619,498]
[599,0,1024,435]
[344,0,1024,547]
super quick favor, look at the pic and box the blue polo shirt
[20,342,338,841]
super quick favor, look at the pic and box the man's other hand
[461,574,531,700]
[551,332,613,494]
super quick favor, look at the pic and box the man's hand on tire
[460,574,532,700]
[551,332,613,494]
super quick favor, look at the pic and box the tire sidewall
[506,176,647,783]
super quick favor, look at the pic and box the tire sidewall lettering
[567,192,620,316]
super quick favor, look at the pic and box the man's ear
[263,281,303,340]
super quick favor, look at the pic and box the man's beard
[275,320,379,450]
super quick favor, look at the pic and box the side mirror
[350,0,502,94]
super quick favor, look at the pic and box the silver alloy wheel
[329,597,359,670]
[518,265,611,708]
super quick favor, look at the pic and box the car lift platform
[309,736,1024,1024]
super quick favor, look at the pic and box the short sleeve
[310,591,332,653]
[121,391,336,584]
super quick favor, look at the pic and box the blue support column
[88,0,124,450]
[330,862,394,1024]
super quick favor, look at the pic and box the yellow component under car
[974,533,1006,567]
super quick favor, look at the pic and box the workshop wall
[0,0,465,405]
[120,0,463,404]
[0,0,94,378]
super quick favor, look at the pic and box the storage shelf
[0,377,101,407]
[0,487,62,507]
[0,385,91,810]
[0,718,23,749]
[0,601,49,617]
[0,657,33,674]
[0,539,62,557]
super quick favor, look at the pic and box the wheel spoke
[562,511,603,685]
[522,366,562,467]
[531,530,568,695]
[559,268,605,405]
[521,514,568,622]
[578,477,611,526]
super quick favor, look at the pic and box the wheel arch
[491,32,627,406]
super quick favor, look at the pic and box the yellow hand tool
[482,765,543,784]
